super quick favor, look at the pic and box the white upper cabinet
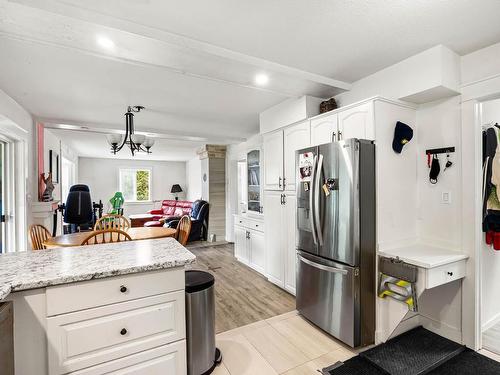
[337,101,375,140]
[283,121,311,192]
[263,130,284,191]
[310,113,338,146]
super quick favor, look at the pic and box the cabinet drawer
[71,340,186,375]
[247,218,264,233]
[425,260,466,289]
[47,291,185,374]
[46,269,184,316]
[235,217,248,227]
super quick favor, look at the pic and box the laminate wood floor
[186,242,296,333]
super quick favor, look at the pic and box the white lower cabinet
[46,270,187,375]
[71,341,186,375]
[264,191,297,295]
[234,224,249,263]
[234,216,265,274]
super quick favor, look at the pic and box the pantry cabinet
[263,120,310,192]
[264,191,297,295]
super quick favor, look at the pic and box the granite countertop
[0,237,196,300]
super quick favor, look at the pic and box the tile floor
[213,310,358,375]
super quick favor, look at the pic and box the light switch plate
[442,191,451,204]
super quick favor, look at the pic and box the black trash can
[185,270,222,375]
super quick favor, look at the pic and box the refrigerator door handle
[314,154,324,246]
[298,255,348,275]
[309,155,318,245]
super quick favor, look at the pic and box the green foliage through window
[119,169,151,202]
[136,170,150,201]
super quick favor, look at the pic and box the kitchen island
[0,237,196,375]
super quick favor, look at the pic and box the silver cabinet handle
[338,130,342,140]
[278,176,282,188]
[309,155,318,245]
[332,132,337,142]
[298,255,348,275]
[283,194,286,205]
[314,154,324,246]
[283,177,286,189]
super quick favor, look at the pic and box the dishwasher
[0,302,14,375]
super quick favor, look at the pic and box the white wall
[480,98,500,328]
[185,157,202,201]
[332,46,464,342]
[78,157,187,216]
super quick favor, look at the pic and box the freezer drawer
[296,251,359,347]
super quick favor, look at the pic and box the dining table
[43,226,177,249]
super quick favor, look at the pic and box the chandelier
[106,106,155,156]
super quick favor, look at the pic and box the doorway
[480,97,500,354]
[0,141,5,253]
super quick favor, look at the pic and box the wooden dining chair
[80,229,132,246]
[94,214,131,231]
[176,215,192,246]
[29,224,52,250]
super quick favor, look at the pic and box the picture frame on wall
[49,149,59,183]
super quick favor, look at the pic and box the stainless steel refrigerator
[295,138,376,348]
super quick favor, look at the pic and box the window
[119,168,152,202]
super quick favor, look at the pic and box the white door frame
[461,74,500,350]
[0,120,29,252]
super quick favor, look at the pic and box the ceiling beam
[1,0,351,98]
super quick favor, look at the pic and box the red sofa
[144,200,193,227]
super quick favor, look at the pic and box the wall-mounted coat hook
[425,146,455,155]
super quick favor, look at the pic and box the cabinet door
[337,102,374,140]
[264,192,285,287]
[310,113,338,146]
[263,131,284,191]
[234,226,249,264]
[283,121,311,192]
[284,194,297,295]
[249,229,265,275]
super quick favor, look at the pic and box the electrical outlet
[442,191,451,204]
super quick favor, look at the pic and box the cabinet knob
[120,285,127,293]
[447,272,453,276]
[120,328,127,336]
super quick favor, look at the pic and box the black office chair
[58,185,102,233]
[166,200,209,241]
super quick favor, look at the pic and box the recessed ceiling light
[254,73,269,86]
[96,35,115,50]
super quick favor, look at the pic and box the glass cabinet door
[247,149,262,213]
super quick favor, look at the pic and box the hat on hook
[392,121,413,153]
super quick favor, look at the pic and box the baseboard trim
[483,312,500,332]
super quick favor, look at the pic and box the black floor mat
[428,348,500,375]
[324,357,385,374]
[328,348,500,375]
[359,327,464,375]
[326,327,500,375]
